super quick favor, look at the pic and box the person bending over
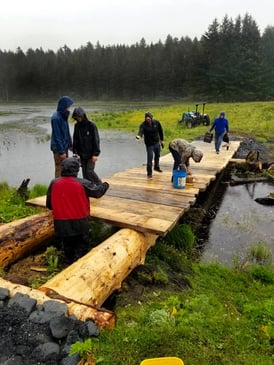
[169,138,203,180]
[46,157,109,263]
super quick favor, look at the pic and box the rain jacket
[137,119,164,146]
[169,138,203,167]
[72,107,101,160]
[50,96,73,155]
[210,115,229,135]
[46,157,109,237]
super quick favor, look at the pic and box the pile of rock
[0,287,99,365]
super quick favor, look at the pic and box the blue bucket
[173,169,186,189]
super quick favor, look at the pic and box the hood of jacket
[61,157,80,177]
[72,106,88,121]
[57,96,74,113]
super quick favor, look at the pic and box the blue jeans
[169,145,181,170]
[146,143,160,176]
[214,133,224,152]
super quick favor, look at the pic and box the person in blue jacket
[209,111,229,154]
[50,96,74,177]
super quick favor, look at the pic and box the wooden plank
[26,140,242,237]
[107,185,191,208]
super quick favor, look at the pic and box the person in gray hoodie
[72,106,102,185]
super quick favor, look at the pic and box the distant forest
[0,14,274,102]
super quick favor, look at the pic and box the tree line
[0,13,274,102]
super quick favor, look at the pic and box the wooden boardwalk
[27,140,241,237]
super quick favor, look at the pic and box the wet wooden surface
[27,140,241,236]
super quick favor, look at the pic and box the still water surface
[0,104,146,187]
[201,182,274,265]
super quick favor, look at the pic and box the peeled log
[0,277,115,329]
[0,211,54,268]
[40,228,158,307]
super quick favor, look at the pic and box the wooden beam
[40,228,158,308]
[0,277,116,329]
[0,211,54,268]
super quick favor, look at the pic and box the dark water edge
[201,181,274,266]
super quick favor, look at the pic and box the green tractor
[179,103,210,128]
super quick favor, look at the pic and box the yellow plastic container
[140,357,184,365]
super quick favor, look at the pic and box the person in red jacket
[46,157,109,263]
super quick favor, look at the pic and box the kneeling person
[46,157,109,263]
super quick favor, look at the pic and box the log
[40,228,158,307]
[0,211,54,268]
[0,277,115,329]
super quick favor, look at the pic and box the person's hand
[160,141,164,149]
[91,156,98,162]
[186,167,191,175]
[60,153,67,160]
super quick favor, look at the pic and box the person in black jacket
[46,157,109,263]
[72,107,102,184]
[136,111,164,178]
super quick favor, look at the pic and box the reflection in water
[201,182,274,266]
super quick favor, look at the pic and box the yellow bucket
[140,357,184,365]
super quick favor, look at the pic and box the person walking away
[50,96,74,177]
[136,111,164,178]
[209,111,229,154]
[169,138,203,181]
[46,157,109,264]
[72,107,102,185]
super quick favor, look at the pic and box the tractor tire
[186,120,193,128]
[203,115,210,126]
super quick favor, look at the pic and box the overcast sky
[1,0,273,52]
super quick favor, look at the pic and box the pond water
[201,181,274,266]
[0,104,273,266]
[0,104,146,187]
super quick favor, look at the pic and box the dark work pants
[80,158,102,185]
[62,234,89,263]
[146,143,160,176]
[169,145,181,171]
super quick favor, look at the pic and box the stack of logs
[0,210,157,328]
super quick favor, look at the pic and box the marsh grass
[0,182,44,223]
[91,100,274,145]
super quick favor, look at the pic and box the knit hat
[192,149,203,162]
[145,111,153,119]
[220,111,225,116]
[61,157,80,177]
